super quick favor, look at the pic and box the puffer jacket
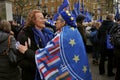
[0,31,20,80]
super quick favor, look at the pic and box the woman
[17,10,54,80]
[35,10,92,80]
[0,20,20,80]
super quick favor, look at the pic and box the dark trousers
[114,50,120,80]
[99,49,114,75]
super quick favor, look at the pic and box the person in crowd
[17,9,54,80]
[0,20,20,80]
[109,23,120,80]
[98,13,115,76]
[34,10,92,80]
[9,20,22,40]
[89,22,101,65]
[85,22,93,53]
[116,17,120,24]
[76,14,87,46]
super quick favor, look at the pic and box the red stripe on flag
[46,56,59,64]
[44,68,57,77]
[66,76,72,80]
[48,44,59,52]
[50,48,60,55]
[39,66,45,72]
[37,56,49,63]
[53,36,59,43]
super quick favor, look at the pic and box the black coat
[0,31,20,80]
[98,20,114,51]
[17,26,54,80]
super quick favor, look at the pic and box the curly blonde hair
[25,10,42,27]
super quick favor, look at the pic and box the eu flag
[35,26,92,80]
[53,13,59,21]
[84,11,92,22]
[58,0,69,13]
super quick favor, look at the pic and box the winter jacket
[17,26,54,80]
[0,31,20,80]
[98,20,114,51]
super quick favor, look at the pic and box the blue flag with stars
[58,0,69,13]
[35,26,92,80]
[60,26,92,80]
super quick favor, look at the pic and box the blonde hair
[0,20,11,33]
[25,9,42,27]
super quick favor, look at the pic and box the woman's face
[55,16,65,30]
[34,13,46,30]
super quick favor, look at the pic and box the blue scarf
[32,27,54,48]
[33,27,54,80]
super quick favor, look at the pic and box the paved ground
[87,53,116,80]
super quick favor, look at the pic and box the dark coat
[98,20,114,51]
[0,31,20,80]
[77,24,87,45]
[17,26,54,80]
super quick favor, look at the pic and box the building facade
[10,0,114,20]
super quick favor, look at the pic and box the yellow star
[82,66,87,73]
[70,27,75,31]
[68,13,71,16]
[69,39,76,46]
[70,17,74,20]
[66,10,69,13]
[73,55,80,63]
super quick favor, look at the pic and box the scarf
[32,27,54,48]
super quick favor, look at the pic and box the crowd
[0,8,120,80]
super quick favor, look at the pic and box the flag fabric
[76,0,81,14]
[45,19,56,32]
[72,9,78,19]
[58,0,70,13]
[80,3,85,14]
[35,26,92,80]
[84,11,92,22]
[72,2,78,19]
[72,1,82,19]
[53,13,59,21]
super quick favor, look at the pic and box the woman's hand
[18,42,28,54]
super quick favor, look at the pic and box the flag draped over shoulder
[35,26,92,80]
